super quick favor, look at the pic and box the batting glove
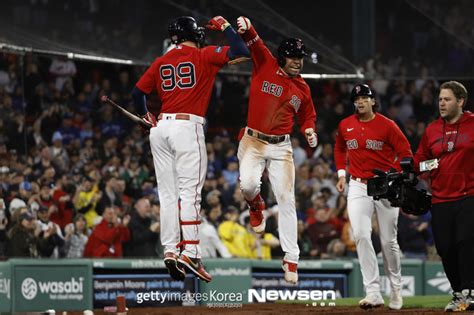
[236,16,251,34]
[305,128,318,148]
[206,16,231,31]
[142,112,157,128]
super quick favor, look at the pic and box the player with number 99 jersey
[132,16,249,283]
[136,44,230,116]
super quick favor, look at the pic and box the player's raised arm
[206,16,250,64]
[236,16,274,69]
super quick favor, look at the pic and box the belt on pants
[157,113,205,124]
[351,176,369,184]
[247,128,288,144]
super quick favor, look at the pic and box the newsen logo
[21,277,84,300]
[248,289,336,303]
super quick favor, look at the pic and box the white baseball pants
[347,179,402,294]
[149,117,207,259]
[237,129,299,263]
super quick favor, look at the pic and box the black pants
[431,196,474,292]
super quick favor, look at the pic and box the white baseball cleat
[359,292,384,310]
[389,289,403,310]
[444,291,467,312]
[282,260,298,284]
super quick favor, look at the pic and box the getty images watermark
[136,289,337,307]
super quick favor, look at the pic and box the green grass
[281,295,450,309]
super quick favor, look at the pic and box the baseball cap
[9,198,27,212]
[19,181,32,191]
[52,131,63,142]
[226,156,238,164]
[37,205,49,213]
[40,181,55,189]
[0,166,9,174]
[19,212,34,221]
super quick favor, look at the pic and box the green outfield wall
[0,258,446,312]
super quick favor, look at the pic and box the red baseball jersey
[241,27,316,135]
[414,112,474,203]
[136,44,230,117]
[334,113,413,179]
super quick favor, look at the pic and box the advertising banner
[0,261,11,312]
[93,273,198,308]
[11,260,92,312]
[424,261,450,295]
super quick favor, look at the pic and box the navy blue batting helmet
[277,38,308,67]
[351,84,374,103]
[168,16,205,46]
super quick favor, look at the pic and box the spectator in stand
[49,131,69,172]
[33,146,54,178]
[204,190,222,218]
[49,57,77,91]
[57,113,81,146]
[31,181,58,216]
[150,201,163,258]
[36,205,65,258]
[0,211,7,257]
[341,210,357,257]
[222,156,239,189]
[251,227,280,260]
[326,239,347,259]
[397,212,431,259]
[50,176,75,230]
[8,181,31,217]
[73,175,101,228]
[199,208,231,258]
[218,206,253,258]
[297,219,313,258]
[96,173,122,215]
[292,138,308,168]
[84,206,130,258]
[124,198,159,257]
[7,212,38,257]
[64,214,89,258]
[120,156,149,198]
[307,209,340,258]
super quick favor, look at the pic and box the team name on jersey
[346,139,384,150]
[261,81,283,97]
[366,139,384,150]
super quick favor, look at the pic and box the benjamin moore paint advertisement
[11,261,92,312]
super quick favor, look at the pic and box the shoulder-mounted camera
[367,157,431,215]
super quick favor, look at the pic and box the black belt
[247,129,287,144]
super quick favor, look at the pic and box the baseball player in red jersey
[334,84,412,310]
[414,81,474,312]
[131,16,249,282]
[236,17,317,284]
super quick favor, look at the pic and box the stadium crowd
[1,49,460,261]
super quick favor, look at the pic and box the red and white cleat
[178,254,212,283]
[164,252,186,281]
[282,260,298,284]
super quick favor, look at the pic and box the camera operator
[414,81,474,312]
[334,84,412,310]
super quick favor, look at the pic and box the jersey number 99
[160,62,196,91]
